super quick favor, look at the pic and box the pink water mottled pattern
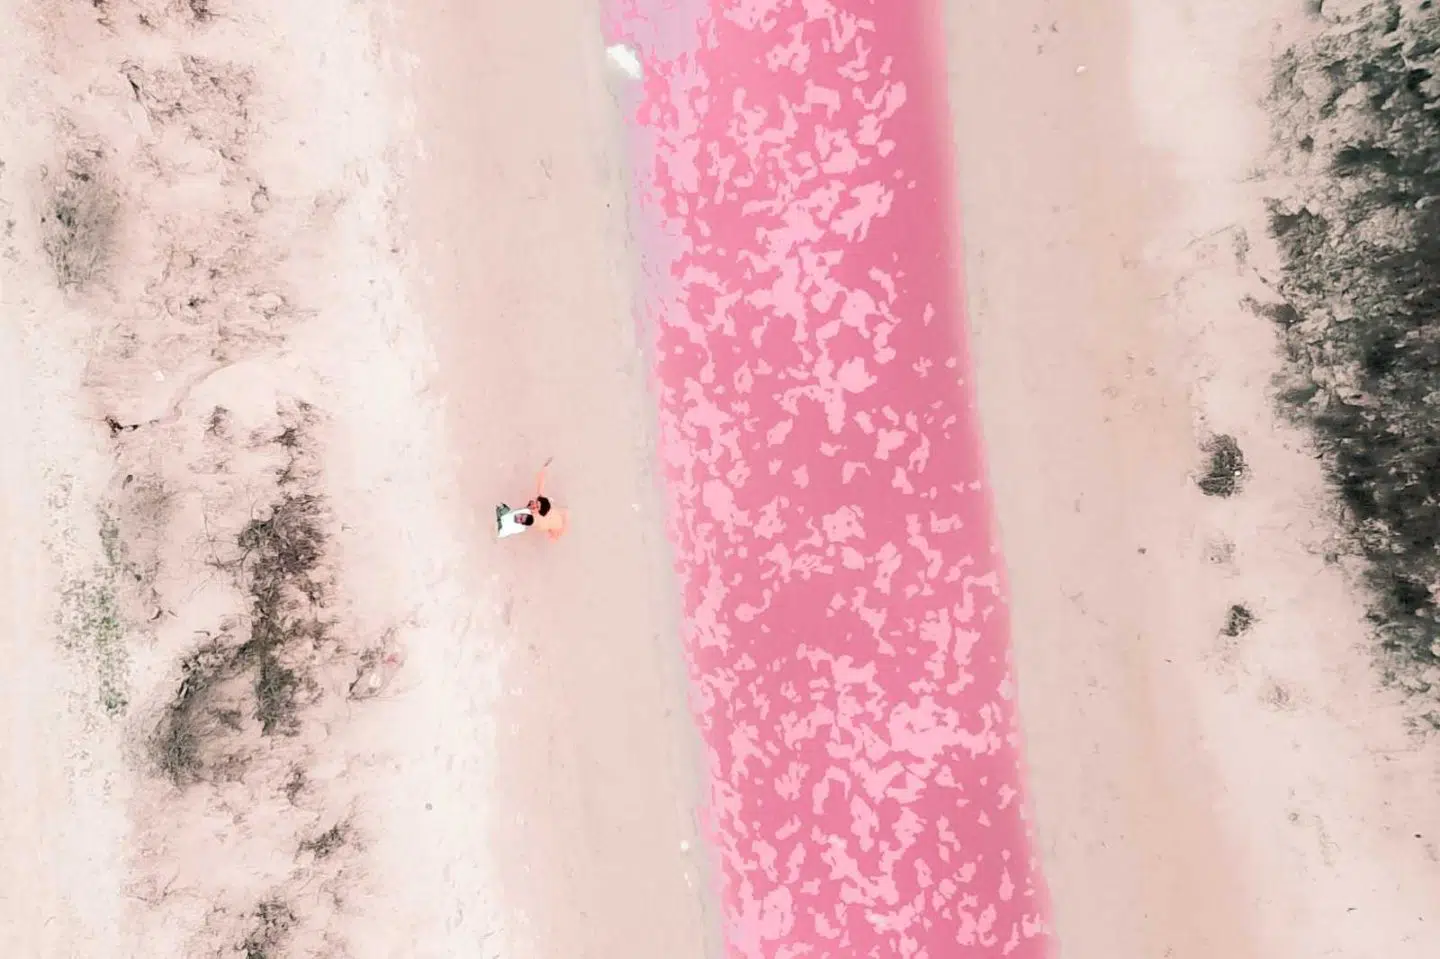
[606,2,1053,955]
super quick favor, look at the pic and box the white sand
[0,0,496,954]
[948,0,1440,956]
[1,0,715,955]
[385,3,719,955]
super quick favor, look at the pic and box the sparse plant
[241,898,295,959]
[151,427,332,785]
[98,508,124,573]
[150,639,244,785]
[298,821,350,860]
[206,406,232,438]
[58,575,129,716]
[1222,603,1256,638]
[349,641,403,700]
[282,765,307,804]
[1197,434,1248,497]
[39,148,120,290]
[235,493,328,733]
[252,653,301,734]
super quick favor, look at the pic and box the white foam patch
[606,43,644,80]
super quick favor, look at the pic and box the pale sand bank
[386,2,720,956]
[947,0,1440,957]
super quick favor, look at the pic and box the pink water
[605,2,1052,955]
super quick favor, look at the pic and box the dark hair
[535,495,552,516]
[516,512,535,526]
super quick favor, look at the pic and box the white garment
[496,505,534,539]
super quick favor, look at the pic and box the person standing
[495,460,568,542]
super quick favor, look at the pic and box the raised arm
[533,456,554,499]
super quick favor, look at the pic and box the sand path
[388,3,719,957]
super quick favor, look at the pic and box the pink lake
[604,2,1053,955]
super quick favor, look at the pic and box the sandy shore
[948,0,1440,956]
[1,0,715,956]
[386,2,719,956]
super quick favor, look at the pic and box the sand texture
[2,0,1439,957]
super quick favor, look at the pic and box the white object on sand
[606,43,643,80]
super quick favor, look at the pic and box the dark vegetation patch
[240,898,295,959]
[151,425,331,785]
[298,820,351,860]
[1197,434,1248,497]
[206,405,232,438]
[282,764,307,804]
[39,145,119,290]
[151,638,246,785]
[1222,603,1257,638]
[1261,0,1440,679]
[236,491,327,735]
